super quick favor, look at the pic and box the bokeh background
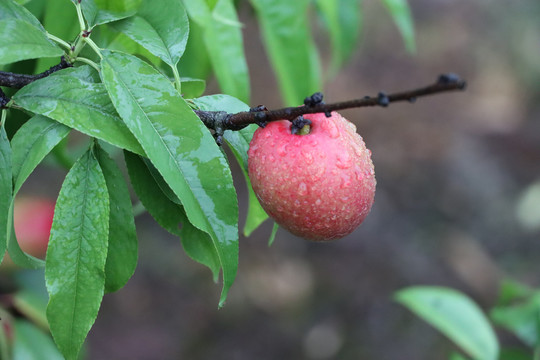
[9,0,540,359]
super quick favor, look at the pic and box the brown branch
[0,56,71,89]
[231,73,465,126]
[194,73,466,145]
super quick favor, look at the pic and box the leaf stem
[171,65,182,93]
[83,37,103,59]
[47,33,72,50]
[0,109,6,126]
[75,1,86,32]
[75,57,100,71]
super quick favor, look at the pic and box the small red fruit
[247,112,376,241]
[13,196,55,258]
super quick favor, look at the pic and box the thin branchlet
[0,56,72,90]
[219,74,466,129]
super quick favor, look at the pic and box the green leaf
[101,51,238,306]
[46,146,109,360]
[34,0,78,73]
[11,115,71,193]
[249,0,321,105]
[95,144,138,293]
[0,18,63,65]
[81,0,138,28]
[448,352,470,360]
[499,348,534,360]
[101,29,162,68]
[491,292,540,347]
[184,0,250,102]
[181,77,206,99]
[6,115,69,268]
[268,222,278,246]
[13,289,48,331]
[315,0,362,75]
[381,0,416,53]
[124,151,220,281]
[177,20,211,80]
[0,0,44,29]
[13,66,144,155]
[112,0,188,67]
[0,125,11,263]
[496,278,534,306]
[12,320,63,360]
[395,286,499,360]
[192,94,268,237]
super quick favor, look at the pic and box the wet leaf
[0,0,45,29]
[81,0,137,27]
[46,147,109,360]
[124,151,220,281]
[101,51,238,306]
[7,115,70,268]
[112,0,188,67]
[13,66,144,155]
[0,18,63,65]
[11,115,70,194]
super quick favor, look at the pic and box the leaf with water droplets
[46,146,109,360]
[101,51,238,306]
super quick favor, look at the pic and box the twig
[194,73,466,143]
[0,56,72,89]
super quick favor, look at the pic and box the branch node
[377,92,390,107]
[250,105,268,127]
[304,92,324,107]
[437,73,460,85]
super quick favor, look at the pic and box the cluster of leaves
[396,281,540,360]
[0,0,415,358]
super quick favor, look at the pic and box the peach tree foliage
[0,0,420,359]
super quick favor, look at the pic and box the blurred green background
[4,0,540,359]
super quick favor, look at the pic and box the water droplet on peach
[326,120,339,138]
[277,144,288,156]
[336,153,352,169]
[298,182,307,196]
[303,151,314,165]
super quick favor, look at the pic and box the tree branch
[0,56,71,89]
[195,73,466,142]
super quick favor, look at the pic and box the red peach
[247,112,376,241]
[13,197,55,258]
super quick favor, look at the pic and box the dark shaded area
[9,0,540,359]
